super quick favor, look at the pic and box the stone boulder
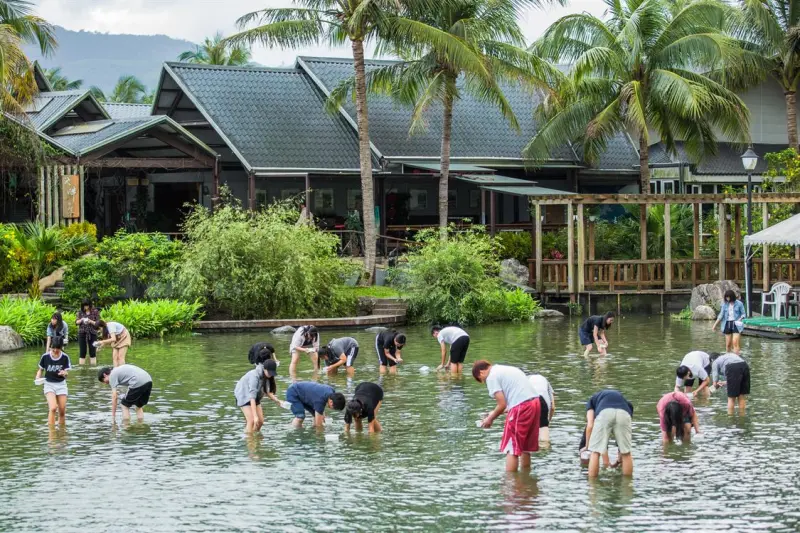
[365,326,388,333]
[0,326,24,352]
[271,325,296,335]
[534,309,565,319]
[689,281,741,312]
[691,305,717,321]
[356,297,375,317]
[500,258,529,285]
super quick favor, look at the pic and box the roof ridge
[105,102,151,106]
[165,61,299,73]
[37,90,87,97]
[298,55,400,66]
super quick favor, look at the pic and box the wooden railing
[324,229,419,258]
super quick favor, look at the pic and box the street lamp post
[741,146,759,317]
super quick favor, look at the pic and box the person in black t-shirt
[579,311,615,357]
[344,382,384,433]
[248,342,276,365]
[34,336,71,426]
[375,331,405,374]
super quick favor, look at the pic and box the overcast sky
[35,0,607,66]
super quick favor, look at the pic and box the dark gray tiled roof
[649,142,780,175]
[49,117,161,154]
[646,142,674,165]
[165,62,362,170]
[573,133,640,171]
[299,56,578,162]
[26,90,86,130]
[104,103,152,119]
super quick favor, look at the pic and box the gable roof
[152,62,364,173]
[23,90,109,132]
[648,142,779,175]
[33,62,53,92]
[297,56,583,164]
[104,103,152,119]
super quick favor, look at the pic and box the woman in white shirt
[95,320,132,367]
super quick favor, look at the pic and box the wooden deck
[743,317,800,339]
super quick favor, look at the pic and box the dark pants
[78,331,97,360]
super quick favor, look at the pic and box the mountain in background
[24,26,196,92]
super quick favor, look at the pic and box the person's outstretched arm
[327,354,346,372]
[481,392,507,428]
[438,342,448,370]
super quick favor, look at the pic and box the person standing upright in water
[579,312,615,357]
[75,300,100,365]
[711,290,746,354]
[375,330,406,374]
[35,336,70,426]
[289,325,320,375]
[46,312,69,353]
[432,325,470,373]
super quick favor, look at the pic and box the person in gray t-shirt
[711,352,751,415]
[98,364,153,421]
[234,359,279,433]
[321,337,359,376]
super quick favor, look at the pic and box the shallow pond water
[0,317,798,532]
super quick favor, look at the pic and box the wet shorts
[121,382,152,408]
[43,380,68,397]
[684,365,712,387]
[726,361,751,398]
[286,388,314,419]
[345,346,359,367]
[375,337,397,367]
[588,408,632,454]
[449,336,470,364]
[538,396,550,428]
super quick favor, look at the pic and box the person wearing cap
[285,381,346,428]
[321,337,359,375]
[233,357,280,433]
[98,363,153,422]
[431,325,470,373]
[344,382,383,433]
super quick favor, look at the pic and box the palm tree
[526,0,752,193]
[107,75,148,103]
[88,85,106,102]
[0,0,57,55]
[44,66,82,90]
[178,32,252,66]
[346,0,560,236]
[226,1,451,284]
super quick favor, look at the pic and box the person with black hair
[95,320,131,367]
[321,337,359,375]
[375,330,406,374]
[344,382,383,433]
[285,381,346,428]
[248,342,276,365]
[289,325,320,375]
[46,312,68,353]
[98,363,153,422]
[674,350,712,396]
[75,299,100,365]
[233,356,280,433]
[712,352,751,415]
[431,325,470,373]
[712,290,746,354]
[35,336,70,426]
[585,389,634,478]
[656,392,700,443]
[579,312,615,357]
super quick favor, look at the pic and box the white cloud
[34,0,608,67]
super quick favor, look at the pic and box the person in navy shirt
[584,389,634,478]
[34,336,71,426]
[285,381,345,428]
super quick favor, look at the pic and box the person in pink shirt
[657,392,701,443]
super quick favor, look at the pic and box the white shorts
[43,380,68,397]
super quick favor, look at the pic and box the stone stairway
[371,298,408,321]
[42,280,64,305]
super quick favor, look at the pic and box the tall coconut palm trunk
[352,39,377,284]
[786,91,798,150]
[439,89,455,238]
[639,135,650,193]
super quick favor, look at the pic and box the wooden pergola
[482,191,800,297]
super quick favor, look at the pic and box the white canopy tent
[743,213,800,316]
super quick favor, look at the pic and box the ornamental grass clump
[102,299,203,338]
[0,297,76,345]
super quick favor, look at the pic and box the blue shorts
[286,388,313,419]
[579,328,594,346]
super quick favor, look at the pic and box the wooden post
[45,166,52,226]
[718,203,726,281]
[53,166,60,226]
[38,167,45,223]
[305,174,311,218]
[577,204,586,293]
[489,191,496,236]
[762,203,770,291]
[725,207,732,260]
[638,203,647,288]
[248,171,256,211]
[692,203,700,285]
[79,165,85,222]
[664,202,672,291]
[212,157,220,209]
[380,177,387,236]
[734,205,742,259]
[529,200,536,283]
[480,189,486,225]
[588,218,595,260]
[567,202,575,296]
[535,202,543,293]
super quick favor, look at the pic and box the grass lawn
[345,286,402,298]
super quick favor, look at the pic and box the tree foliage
[178,32,252,65]
[44,66,82,90]
[91,75,150,103]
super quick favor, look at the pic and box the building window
[347,189,362,210]
[255,189,267,208]
[281,188,300,200]
[409,189,428,210]
[314,189,335,213]
[469,189,481,208]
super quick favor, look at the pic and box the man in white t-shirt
[674,350,711,396]
[431,325,470,373]
[528,373,555,443]
[473,360,540,472]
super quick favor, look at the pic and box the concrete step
[373,306,408,314]
[43,286,64,294]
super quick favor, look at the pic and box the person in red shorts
[473,360,540,472]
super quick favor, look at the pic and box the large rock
[365,326,388,333]
[0,326,24,352]
[691,305,717,321]
[271,325,296,335]
[534,309,565,319]
[689,281,741,312]
[500,258,529,285]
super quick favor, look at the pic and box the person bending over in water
[585,389,634,478]
[579,312,614,357]
[431,325,470,373]
[248,342,276,365]
[285,381,345,428]
[321,337,359,376]
[375,330,406,374]
[675,350,712,396]
[473,360,540,473]
[657,391,700,443]
[528,373,555,444]
[578,425,614,468]
[98,363,153,422]
[233,357,279,433]
[35,336,70,426]
[95,320,132,367]
[289,325,320,375]
[344,382,383,433]
[712,352,750,415]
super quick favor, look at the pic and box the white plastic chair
[761,282,792,319]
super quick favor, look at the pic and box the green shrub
[670,306,693,321]
[393,226,540,324]
[0,297,77,345]
[496,232,531,263]
[62,257,125,307]
[102,299,203,338]
[98,231,182,287]
[155,199,356,319]
[59,222,97,258]
[0,224,28,293]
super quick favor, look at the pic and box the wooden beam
[147,129,216,167]
[38,167,45,223]
[522,192,800,205]
[535,202,543,293]
[567,202,575,295]
[588,219,595,261]
[53,166,61,225]
[45,166,52,226]
[480,189,486,225]
[577,204,585,293]
[762,203,770,291]
[166,90,183,116]
[640,204,647,261]
[718,203,726,281]
[692,203,700,285]
[79,165,85,223]
[82,158,210,169]
[664,202,672,291]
